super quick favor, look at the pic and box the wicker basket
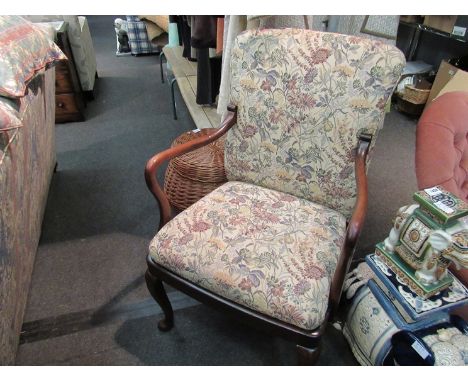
[401,84,431,105]
[164,129,227,210]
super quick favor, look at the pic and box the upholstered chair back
[416,91,468,202]
[225,29,405,219]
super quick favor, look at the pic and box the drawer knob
[58,102,64,108]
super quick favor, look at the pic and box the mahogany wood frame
[144,105,372,365]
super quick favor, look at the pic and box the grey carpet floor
[16,15,418,365]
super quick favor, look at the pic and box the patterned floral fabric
[0,16,66,98]
[226,29,405,219]
[0,68,56,364]
[150,181,346,330]
[0,98,22,131]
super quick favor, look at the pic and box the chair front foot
[158,317,173,332]
[296,343,321,365]
[145,269,174,331]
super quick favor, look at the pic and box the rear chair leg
[145,269,174,331]
[170,77,178,120]
[296,343,321,365]
[160,51,165,83]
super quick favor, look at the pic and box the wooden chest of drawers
[55,22,85,123]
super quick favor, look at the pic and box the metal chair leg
[170,77,178,120]
[160,51,165,83]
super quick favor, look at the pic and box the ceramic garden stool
[342,255,468,365]
[164,128,227,210]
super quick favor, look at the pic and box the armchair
[145,29,404,365]
[416,91,468,202]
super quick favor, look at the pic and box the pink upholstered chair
[416,91,468,293]
[416,91,468,201]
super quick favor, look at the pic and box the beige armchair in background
[23,15,98,96]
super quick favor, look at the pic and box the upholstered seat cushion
[150,181,347,330]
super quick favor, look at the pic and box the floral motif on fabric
[150,181,347,330]
[226,29,405,219]
[0,99,21,131]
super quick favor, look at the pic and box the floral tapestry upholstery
[226,29,405,219]
[0,68,56,364]
[0,98,22,131]
[150,181,347,330]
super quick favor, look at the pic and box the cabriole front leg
[145,269,174,331]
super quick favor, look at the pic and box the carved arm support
[329,132,372,316]
[145,105,238,230]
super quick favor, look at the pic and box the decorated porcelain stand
[376,186,468,298]
[343,186,468,365]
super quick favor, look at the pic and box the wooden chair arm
[329,132,372,315]
[344,132,372,250]
[145,105,238,230]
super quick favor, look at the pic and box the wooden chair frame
[144,104,372,365]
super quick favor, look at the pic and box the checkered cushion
[126,16,159,55]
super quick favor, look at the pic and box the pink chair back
[416,91,468,201]
[416,91,468,293]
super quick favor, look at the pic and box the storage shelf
[163,46,221,130]
[400,21,467,44]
